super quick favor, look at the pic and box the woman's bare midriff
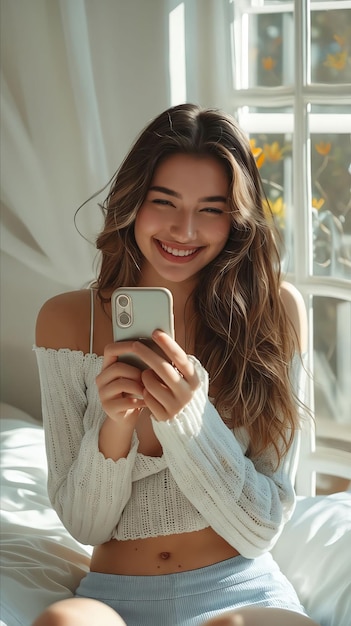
[90,527,240,575]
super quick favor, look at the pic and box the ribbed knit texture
[34,347,305,557]
[75,553,307,625]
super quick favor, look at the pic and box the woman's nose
[170,211,197,241]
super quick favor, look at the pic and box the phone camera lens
[119,312,131,326]
[118,295,129,308]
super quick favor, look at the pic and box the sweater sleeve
[152,355,303,558]
[34,347,138,545]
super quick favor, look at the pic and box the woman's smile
[156,239,202,262]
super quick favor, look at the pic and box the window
[229,1,351,450]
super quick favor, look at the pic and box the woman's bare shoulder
[280,281,308,353]
[35,289,92,352]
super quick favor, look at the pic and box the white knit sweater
[34,347,304,558]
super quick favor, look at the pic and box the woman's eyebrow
[149,185,181,198]
[149,186,227,203]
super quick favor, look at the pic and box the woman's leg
[31,598,321,626]
[203,607,320,626]
[31,597,126,626]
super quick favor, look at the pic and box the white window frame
[229,0,351,487]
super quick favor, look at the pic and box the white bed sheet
[1,403,350,626]
[0,405,91,626]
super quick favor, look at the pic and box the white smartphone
[111,287,175,370]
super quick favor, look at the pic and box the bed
[1,401,350,626]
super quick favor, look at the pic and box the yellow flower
[312,198,325,211]
[324,50,347,71]
[249,139,265,169]
[261,57,277,72]
[256,152,265,169]
[263,142,283,162]
[270,197,285,219]
[315,141,331,156]
[262,57,276,71]
[263,197,285,225]
[249,139,261,157]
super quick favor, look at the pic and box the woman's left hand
[132,330,200,421]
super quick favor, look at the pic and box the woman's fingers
[96,343,146,421]
[141,368,193,420]
[101,341,138,371]
[97,359,143,388]
[97,362,145,397]
[102,396,145,419]
[131,332,200,421]
[98,375,145,420]
[133,331,200,391]
[98,376,145,402]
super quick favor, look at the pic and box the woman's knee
[32,598,126,626]
[204,614,244,626]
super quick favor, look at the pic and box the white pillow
[272,492,351,626]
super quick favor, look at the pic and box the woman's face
[134,153,231,288]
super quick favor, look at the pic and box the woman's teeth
[160,242,197,257]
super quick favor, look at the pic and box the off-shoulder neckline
[33,345,104,360]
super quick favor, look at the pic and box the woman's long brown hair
[95,103,300,463]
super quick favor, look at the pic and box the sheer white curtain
[0,0,172,417]
[0,0,170,287]
[0,0,230,417]
[0,0,231,286]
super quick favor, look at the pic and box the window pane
[313,296,351,425]
[310,7,351,84]
[249,131,293,273]
[310,120,351,278]
[311,103,351,115]
[248,12,293,87]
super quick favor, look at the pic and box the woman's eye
[202,207,223,215]
[152,198,174,206]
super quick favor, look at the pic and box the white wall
[0,253,70,420]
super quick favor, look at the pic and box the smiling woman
[32,103,318,626]
[134,154,231,288]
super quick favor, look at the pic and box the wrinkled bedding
[1,403,350,626]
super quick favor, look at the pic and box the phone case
[111,287,174,370]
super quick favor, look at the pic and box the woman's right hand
[96,341,146,426]
[96,342,147,461]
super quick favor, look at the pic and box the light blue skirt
[75,552,307,625]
